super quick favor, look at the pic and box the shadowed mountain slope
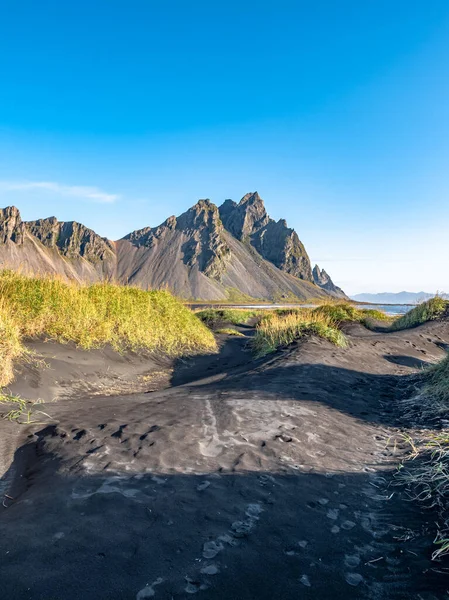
[219,192,313,281]
[0,195,346,300]
[313,264,347,298]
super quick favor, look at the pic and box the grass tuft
[313,301,391,327]
[252,309,347,357]
[0,270,217,389]
[390,297,449,331]
[195,308,258,328]
[396,431,449,560]
[395,352,449,560]
[215,328,245,337]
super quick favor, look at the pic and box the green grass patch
[0,392,51,424]
[0,270,217,389]
[313,302,391,327]
[390,297,449,331]
[215,328,245,337]
[195,308,259,328]
[408,353,449,421]
[425,354,449,409]
[252,309,347,357]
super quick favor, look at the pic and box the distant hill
[0,193,347,301]
[351,291,448,305]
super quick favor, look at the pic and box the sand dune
[1,321,449,598]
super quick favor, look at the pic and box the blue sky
[1,1,448,294]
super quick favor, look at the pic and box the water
[194,303,412,317]
[355,304,411,316]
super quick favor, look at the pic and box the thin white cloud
[0,180,119,203]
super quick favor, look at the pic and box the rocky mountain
[313,265,347,298]
[0,194,346,301]
[0,206,116,281]
[219,192,312,281]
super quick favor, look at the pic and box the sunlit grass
[390,297,449,331]
[252,309,347,356]
[0,270,217,389]
[215,328,245,336]
[313,301,391,327]
[195,308,259,328]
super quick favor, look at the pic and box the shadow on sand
[0,434,445,600]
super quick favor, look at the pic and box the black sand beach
[1,320,449,599]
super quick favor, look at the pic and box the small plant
[0,393,51,424]
[0,393,27,421]
[395,431,449,560]
[390,297,449,331]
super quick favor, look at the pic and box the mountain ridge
[0,194,346,301]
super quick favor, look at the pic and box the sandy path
[1,322,449,599]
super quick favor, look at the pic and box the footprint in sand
[203,541,224,559]
[201,564,220,576]
[331,526,340,534]
[136,577,163,599]
[185,577,208,594]
[326,508,339,520]
[345,573,364,587]
[197,481,211,492]
[345,555,361,568]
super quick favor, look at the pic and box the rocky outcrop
[219,192,313,281]
[0,206,25,244]
[0,199,345,300]
[219,193,270,241]
[313,265,347,298]
[123,200,230,281]
[27,218,115,264]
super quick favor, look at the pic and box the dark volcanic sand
[1,322,449,599]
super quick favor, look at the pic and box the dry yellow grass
[252,309,347,356]
[0,270,217,387]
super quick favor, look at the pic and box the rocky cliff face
[219,192,313,281]
[313,265,347,298]
[27,218,115,264]
[0,206,26,244]
[123,200,230,281]
[0,200,345,300]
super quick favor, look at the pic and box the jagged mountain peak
[313,264,347,298]
[219,192,269,241]
[239,191,263,206]
[0,205,21,218]
[178,199,222,231]
[219,192,312,281]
